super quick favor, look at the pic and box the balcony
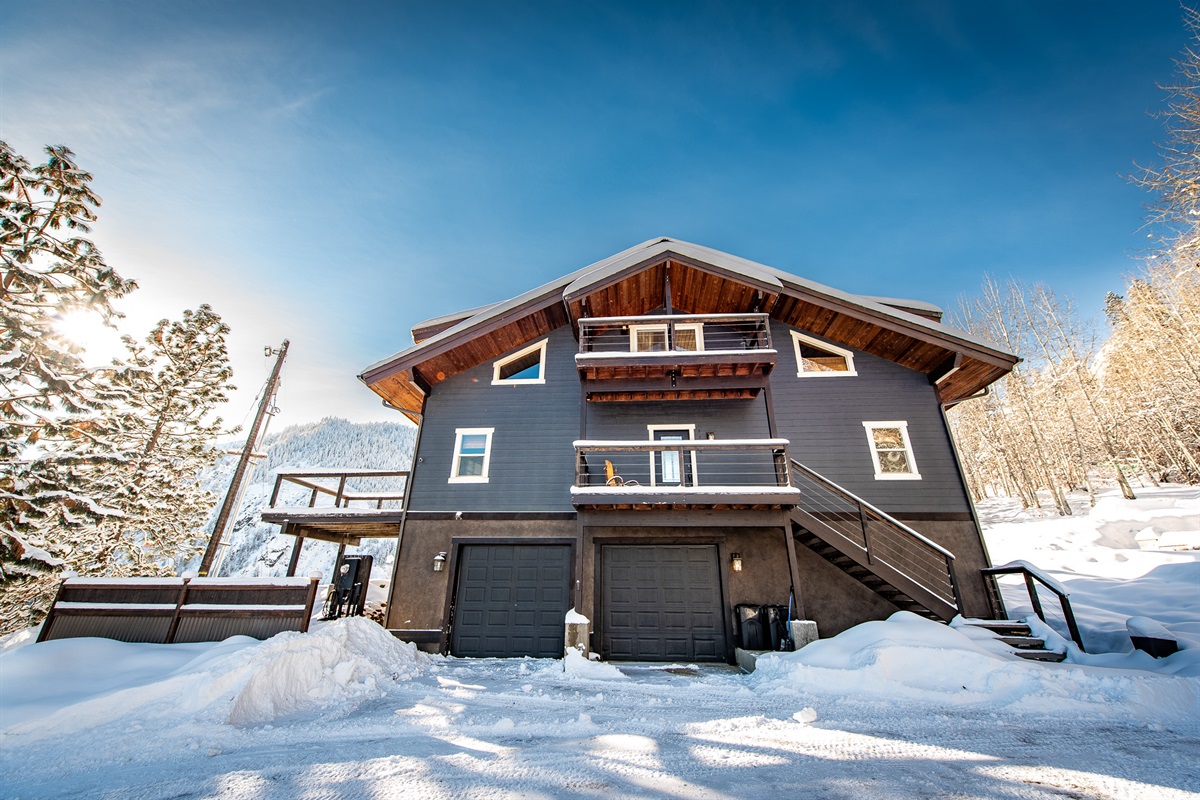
[572,438,799,510]
[576,313,776,402]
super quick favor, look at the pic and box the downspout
[383,401,427,631]
[940,390,1006,620]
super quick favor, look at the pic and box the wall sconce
[706,431,716,440]
[433,552,447,572]
[731,553,743,572]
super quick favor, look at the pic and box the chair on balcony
[604,460,640,487]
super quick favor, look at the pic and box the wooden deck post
[783,525,806,619]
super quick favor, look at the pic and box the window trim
[791,331,857,377]
[646,423,698,487]
[862,421,921,480]
[449,427,495,483]
[629,323,705,352]
[491,340,547,385]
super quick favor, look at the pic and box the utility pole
[198,340,289,576]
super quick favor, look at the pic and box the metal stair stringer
[788,459,962,623]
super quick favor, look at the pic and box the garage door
[450,544,571,658]
[601,545,728,662]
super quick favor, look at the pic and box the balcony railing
[572,438,799,509]
[576,313,777,400]
[577,312,773,356]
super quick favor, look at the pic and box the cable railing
[577,313,773,355]
[574,439,794,494]
[788,459,961,614]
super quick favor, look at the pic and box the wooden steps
[960,620,1067,663]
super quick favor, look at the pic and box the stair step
[963,620,1033,636]
[1013,649,1067,663]
[997,635,1048,649]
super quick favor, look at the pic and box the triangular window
[791,331,856,377]
[492,340,547,385]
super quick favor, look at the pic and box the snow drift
[0,618,429,738]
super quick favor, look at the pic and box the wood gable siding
[407,318,972,517]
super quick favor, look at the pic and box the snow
[1128,616,1176,640]
[1,484,1197,798]
[564,607,589,624]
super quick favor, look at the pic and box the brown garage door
[450,544,571,658]
[601,545,728,662]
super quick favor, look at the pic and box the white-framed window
[492,340,547,385]
[449,427,494,483]
[629,323,704,353]
[791,331,857,377]
[647,423,698,487]
[862,421,921,480]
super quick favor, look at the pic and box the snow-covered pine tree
[0,142,136,629]
[83,306,236,576]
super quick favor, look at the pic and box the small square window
[863,421,921,480]
[791,331,856,377]
[450,427,494,483]
[492,340,547,385]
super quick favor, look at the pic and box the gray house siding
[409,319,972,517]
[408,326,580,512]
[768,321,971,516]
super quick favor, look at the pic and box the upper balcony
[575,313,777,402]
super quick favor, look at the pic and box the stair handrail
[982,561,1085,652]
[789,459,954,559]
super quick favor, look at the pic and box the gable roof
[361,237,1017,421]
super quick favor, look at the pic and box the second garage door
[601,544,728,662]
[450,544,571,658]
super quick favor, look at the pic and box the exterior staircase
[788,459,963,622]
[959,619,1067,662]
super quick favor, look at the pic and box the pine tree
[0,142,136,627]
[81,306,236,576]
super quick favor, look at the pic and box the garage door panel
[451,544,571,658]
[602,545,727,663]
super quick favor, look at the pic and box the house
[354,238,1018,662]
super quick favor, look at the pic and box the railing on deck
[982,561,1086,651]
[788,459,962,615]
[575,439,793,490]
[578,313,773,355]
[268,468,409,511]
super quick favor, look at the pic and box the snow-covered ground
[1,485,1197,799]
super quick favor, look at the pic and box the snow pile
[750,611,1200,723]
[980,485,1200,664]
[0,618,429,738]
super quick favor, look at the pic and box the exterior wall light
[433,552,447,572]
[731,553,743,572]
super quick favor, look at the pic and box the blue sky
[0,1,1187,428]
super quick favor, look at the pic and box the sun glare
[54,311,127,365]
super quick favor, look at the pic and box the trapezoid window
[449,427,494,483]
[791,331,856,377]
[492,340,547,385]
[862,421,921,480]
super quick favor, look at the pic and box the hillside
[197,417,415,580]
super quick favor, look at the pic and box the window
[791,331,856,377]
[492,340,547,385]
[862,421,921,480]
[449,427,494,483]
[630,323,704,353]
[647,424,698,487]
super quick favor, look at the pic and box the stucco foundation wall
[894,518,995,619]
[385,518,578,645]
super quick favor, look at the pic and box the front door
[652,428,694,487]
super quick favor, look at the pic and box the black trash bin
[735,604,766,649]
[763,605,792,651]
